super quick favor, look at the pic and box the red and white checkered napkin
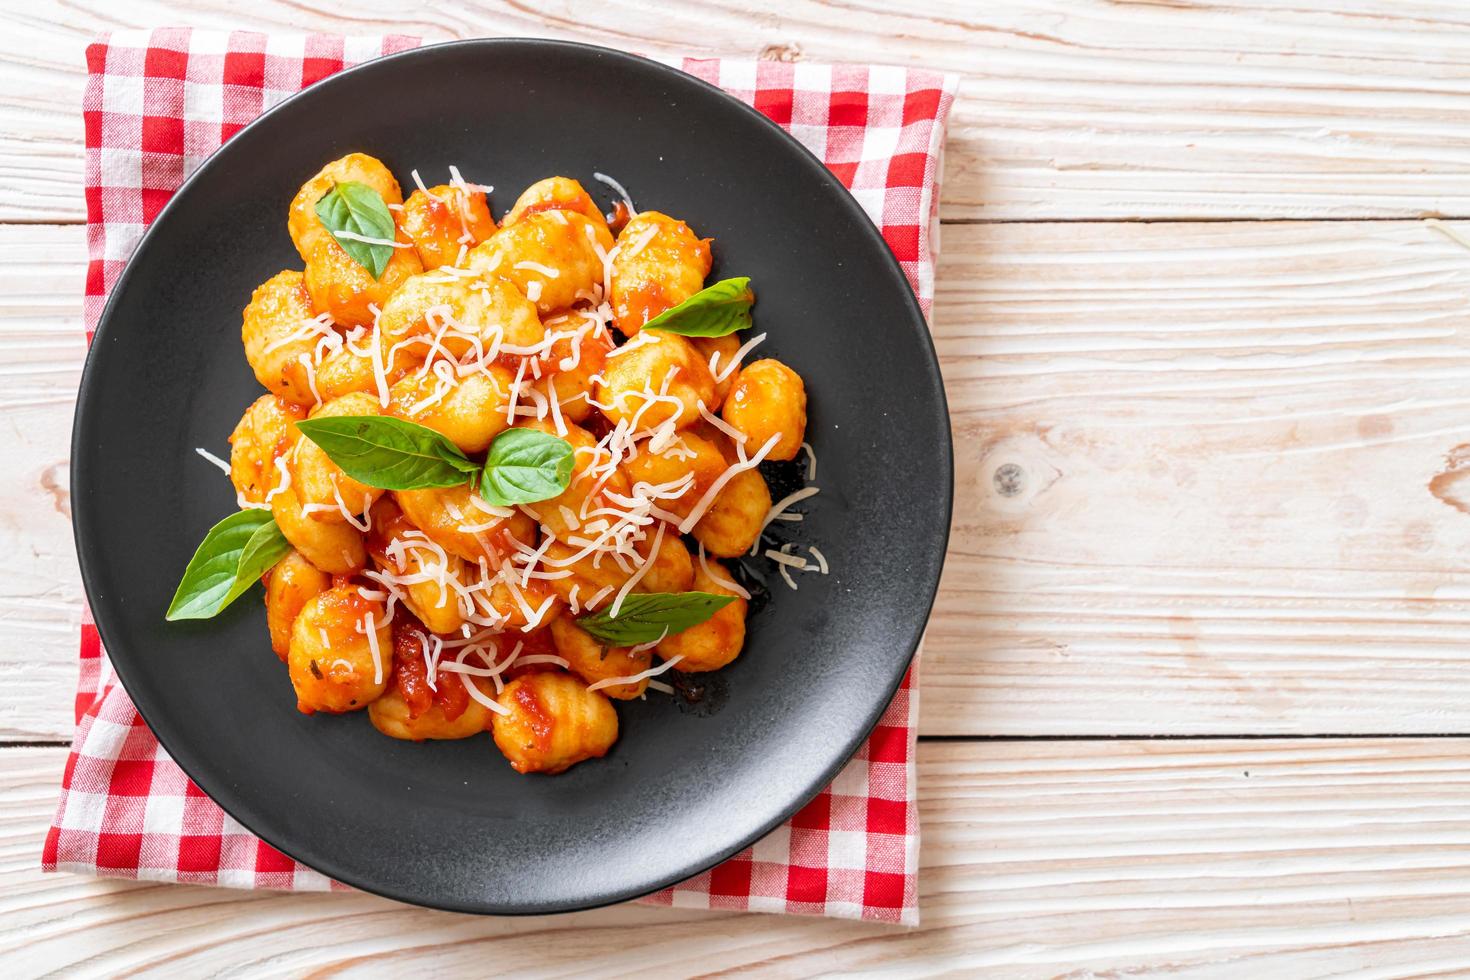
[47,29,956,925]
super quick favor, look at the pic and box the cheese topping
[586,654,682,693]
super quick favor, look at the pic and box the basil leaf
[314,181,398,279]
[479,428,576,506]
[641,277,754,338]
[166,511,292,621]
[295,416,479,490]
[576,592,737,645]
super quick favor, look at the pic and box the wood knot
[993,463,1025,497]
[759,42,804,63]
[40,461,70,519]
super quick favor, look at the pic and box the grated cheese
[801,442,817,481]
[750,486,821,554]
[714,332,768,383]
[677,433,781,533]
[410,169,441,200]
[608,520,664,618]
[698,401,746,444]
[514,260,561,278]
[698,542,751,600]
[512,654,570,669]
[264,452,293,505]
[195,447,231,476]
[364,612,383,685]
[586,654,682,693]
[808,545,829,574]
[330,229,414,248]
[592,171,638,218]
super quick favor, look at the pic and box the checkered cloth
[47,29,956,925]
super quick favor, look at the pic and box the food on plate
[169,156,824,775]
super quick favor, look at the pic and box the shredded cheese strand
[586,655,683,693]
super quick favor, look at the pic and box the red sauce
[392,625,434,718]
[608,201,632,234]
[621,282,673,331]
[501,626,559,683]
[511,681,555,752]
[391,618,476,722]
[515,194,597,224]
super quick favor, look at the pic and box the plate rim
[70,36,954,914]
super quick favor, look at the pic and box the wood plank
[8,739,1470,974]
[10,219,1470,738]
[927,217,1470,735]
[6,2,1470,222]
[0,225,84,741]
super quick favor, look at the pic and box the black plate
[72,38,951,914]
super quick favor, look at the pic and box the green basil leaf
[295,415,479,490]
[314,181,398,280]
[166,510,292,621]
[576,591,737,646]
[478,428,576,506]
[641,277,754,337]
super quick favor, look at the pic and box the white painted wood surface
[11,740,1470,975]
[5,0,1470,973]
[5,2,1470,222]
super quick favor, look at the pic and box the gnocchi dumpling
[529,314,614,424]
[287,153,423,327]
[387,363,514,454]
[550,615,651,700]
[240,270,322,407]
[516,418,631,543]
[287,585,391,714]
[466,211,613,315]
[393,484,538,565]
[270,475,367,574]
[263,549,330,660]
[366,497,469,635]
[502,176,609,232]
[492,670,618,774]
[721,358,807,461]
[690,464,771,559]
[377,270,545,362]
[291,392,386,522]
[620,430,728,521]
[657,557,748,671]
[368,624,499,740]
[401,183,497,271]
[229,394,304,505]
[593,331,716,431]
[609,211,711,335]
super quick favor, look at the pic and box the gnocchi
[401,183,497,271]
[492,671,618,774]
[609,211,711,335]
[181,160,819,776]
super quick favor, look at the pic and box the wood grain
[927,217,1470,736]
[0,225,84,741]
[10,219,1470,739]
[7,1,1470,222]
[9,739,1470,975]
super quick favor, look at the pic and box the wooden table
[7,2,1470,973]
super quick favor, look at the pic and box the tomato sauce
[391,619,471,722]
